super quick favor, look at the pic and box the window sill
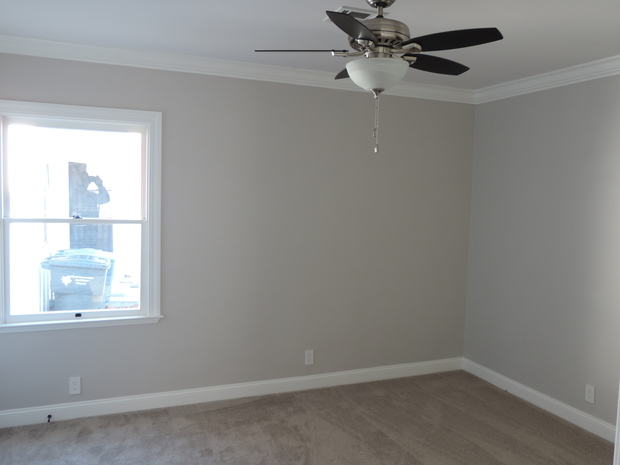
[0,315,162,333]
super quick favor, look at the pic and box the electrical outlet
[305,349,314,366]
[69,376,81,395]
[585,384,595,404]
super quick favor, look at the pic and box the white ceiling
[2,0,620,94]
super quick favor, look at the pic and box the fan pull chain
[373,92,381,153]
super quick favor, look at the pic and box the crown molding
[475,54,620,103]
[2,34,620,105]
[0,35,475,103]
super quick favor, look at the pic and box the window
[0,100,161,332]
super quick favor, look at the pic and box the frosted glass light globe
[345,58,408,93]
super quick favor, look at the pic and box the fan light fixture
[345,57,408,95]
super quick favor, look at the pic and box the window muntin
[0,101,161,331]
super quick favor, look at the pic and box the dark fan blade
[402,28,503,52]
[326,11,378,45]
[334,69,349,80]
[255,49,349,53]
[408,54,470,75]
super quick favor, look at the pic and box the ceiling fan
[256,0,503,152]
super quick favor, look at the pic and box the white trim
[0,357,462,428]
[0,98,160,124]
[2,356,616,445]
[145,108,162,320]
[0,315,162,333]
[614,377,620,464]
[389,81,475,104]
[0,34,475,104]
[3,34,620,103]
[462,359,616,442]
[475,54,620,104]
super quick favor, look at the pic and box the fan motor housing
[349,17,410,51]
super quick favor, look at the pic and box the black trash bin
[41,250,113,311]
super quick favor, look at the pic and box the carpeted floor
[0,371,614,465]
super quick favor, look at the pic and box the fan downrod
[366,0,396,8]
[366,0,396,19]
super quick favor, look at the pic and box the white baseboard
[0,357,462,428]
[2,357,616,445]
[462,359,616,442]
[615,382,620,465]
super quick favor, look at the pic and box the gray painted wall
[465,76,620,424]
[0,54,474,410]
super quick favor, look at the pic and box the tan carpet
[0,371,614,464]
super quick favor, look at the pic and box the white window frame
[0,100,162,333]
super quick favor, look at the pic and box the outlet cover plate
[69,376,81,395]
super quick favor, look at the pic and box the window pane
[8,222,142,315]
[6,125,143,220]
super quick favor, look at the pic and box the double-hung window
[0,100,161,332]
